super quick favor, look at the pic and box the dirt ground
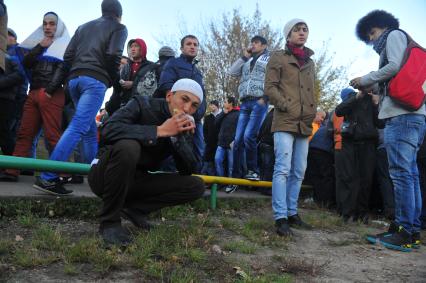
[0,199,425,282]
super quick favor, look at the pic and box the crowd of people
[0,0,424,250]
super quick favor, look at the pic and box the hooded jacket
[265,45,316,136]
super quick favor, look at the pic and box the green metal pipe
[210,183,218,210]
[0,155,90,175]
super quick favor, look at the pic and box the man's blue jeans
[232,99,267,177]
[384,114,425,234]
[272,132,309,220]
[215,146,233,177]
[193,121,205,173]
[41,76,106,181]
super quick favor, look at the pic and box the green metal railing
[0,155,307,209]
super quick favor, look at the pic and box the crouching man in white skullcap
[89,78,205,247]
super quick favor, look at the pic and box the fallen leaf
[15,235,24,242]
[212,244,222,254]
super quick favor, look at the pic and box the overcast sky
[6,0,426,104]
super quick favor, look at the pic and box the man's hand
[40,37,53,48]
[243,48,252,59]
[350,77,362,89]
[120,80,133,90]
[157,111,195,137]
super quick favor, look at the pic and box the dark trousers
[88,139,205,226]
[375,147,395,219]
[306,148,335,208]
[0,98,17,155]
[258,142,274,181]
[335,140,376,218]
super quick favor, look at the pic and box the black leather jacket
[63,15,127,88]
[23,44,66,94]
[100,96,197,175]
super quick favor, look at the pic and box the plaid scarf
[373,29,393,54]
[287,43,306,67]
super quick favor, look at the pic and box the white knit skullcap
[171,78,203,103]
[283,18,308,39]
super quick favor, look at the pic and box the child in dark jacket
[214,96,239,179]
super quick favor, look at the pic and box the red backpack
[387,30,426,111]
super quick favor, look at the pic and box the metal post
[210,183,217,210]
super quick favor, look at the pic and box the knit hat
[340,87,356,101]
[127,38,147,60]
[283,18,307,39]
[7,28,17,40]
[101,0,122,17]
[158,46,176,58]
[171,79,203,103]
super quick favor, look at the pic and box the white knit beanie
[283,18,308,40]
[171,79,203,103]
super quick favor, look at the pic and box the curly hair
[356,10,399,43]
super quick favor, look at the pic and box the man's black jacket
[23,44,66,94]
[100,96,196,175]
[0,57,24,100]
[63,15,127,88]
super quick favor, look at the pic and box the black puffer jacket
[335,94,379,142]
[23,44,66,94]
[63,15,127,88]
[100,96,197,175]
[0,57,24,100]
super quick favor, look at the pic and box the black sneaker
[121,208,152,231]
[288,214,312,229]
[276,218,293,237]
[244,170,260,181]
[412,231,421,249]
[99,224,132,247]
[224,185,238,194]
[366,221,398,244]
[379,226,412,252]
[59,175,84,184]
[33,177,73,196]
[0,172,18,182]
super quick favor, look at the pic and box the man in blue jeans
[265,19,316,236]
[33,0,127,195]
[351,10,426,251]
[226,35,270,193]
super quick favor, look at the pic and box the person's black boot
[288,214,312,229]
[121,208,152,231]
[379,225,412,252]
[366,221,398,244]
[99,223,132,247]
[275,218,293,237]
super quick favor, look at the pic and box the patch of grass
[0,239,14,256]
[12,249,59,268]
[17,213,40,228]
[302,209,344,229]
[65,237,121,273]
[31,224,68,252]
[63,263,79,276]
[223,240,257,254]
[220,216,241,231]
[168,266,198,283]
[184,248,206,263]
